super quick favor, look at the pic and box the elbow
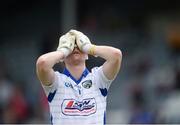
[112,49,122,62]
[36,55,49,72]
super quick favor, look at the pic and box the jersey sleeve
[41,71,59,96]
[92,66,113,90]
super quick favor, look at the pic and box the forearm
[37,51,64,70]
[91,45,122,80]
[36,51,64,85]
[92,45,122,62]
[36,31,76,85]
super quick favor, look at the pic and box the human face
[64,47,87,65]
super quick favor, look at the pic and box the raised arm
[36,32,75,86]
[36,51,64,86]
[93,46,122,80]
[70,30,122,80]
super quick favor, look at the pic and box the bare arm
[93,45,122,80]
[36,32,75,86]
[36,51,64,86]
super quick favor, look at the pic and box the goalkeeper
[36,29,122,124]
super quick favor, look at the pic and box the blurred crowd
[0,57,50,123]
[127,56,180,124]
[126,22,180,124]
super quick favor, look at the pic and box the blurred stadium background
[0,0,180,124]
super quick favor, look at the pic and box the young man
[36,30,122,124]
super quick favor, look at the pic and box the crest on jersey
[61,98,96,116]
[82,80,92,89]
[64,82,73,89]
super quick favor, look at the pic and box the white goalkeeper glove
[57,32,75,58]
[69,29,96,55]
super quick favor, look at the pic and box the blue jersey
[42,66,113,124]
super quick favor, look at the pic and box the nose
[73,46,81,53]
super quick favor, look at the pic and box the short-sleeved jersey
[42,66,113,125]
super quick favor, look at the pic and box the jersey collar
[63,67,89,84]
